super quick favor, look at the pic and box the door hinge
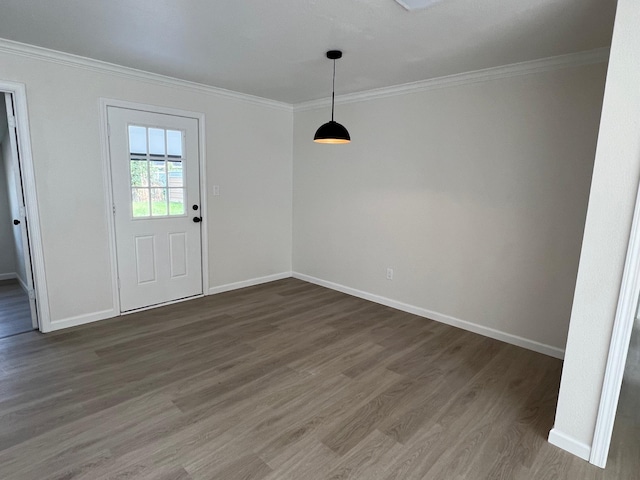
[7,115,16,129]
[28,289,36,300]
[19,206,26,219]
[117,278,121,289]
[112,204,116,216]
[107,123,111,137]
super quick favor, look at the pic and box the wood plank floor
[0,279,33,338]
[0,278,630,479]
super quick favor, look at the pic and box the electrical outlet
[213,185,220,196]
[386,268,394,280]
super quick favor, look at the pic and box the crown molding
[0,38,293,112]
[294,47,610,112]
[0,37,609,114]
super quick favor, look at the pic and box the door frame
[0,80,50,332]
[98,98,208,315]
[589,177,640,468]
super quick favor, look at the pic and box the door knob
[193,217,202,223]
[13,219,20,225]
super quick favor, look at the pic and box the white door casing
[4,92,38,327]
[108,106,203,312]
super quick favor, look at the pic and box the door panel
[108,107,202,312]
[135,235,156,284]
[169,232,188,278]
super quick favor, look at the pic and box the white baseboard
[548,428,591,461]
[44,273,292,333]
[40,271,566,362]
[208,272,292,295]
[16,274,28,293]
[47,309,117,332]
[0,272,30,294]
[292,272,565,359]
[0,272,17,281]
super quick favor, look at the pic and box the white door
[4,93,38,327]
[108,107,203,312]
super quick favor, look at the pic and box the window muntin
[128,125,185,218]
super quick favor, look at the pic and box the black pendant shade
[314,120,350,144]
[314,50,351,144]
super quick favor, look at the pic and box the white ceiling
[0,0,617,104]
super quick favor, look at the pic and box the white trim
[98,99,121,317]
[198,113,210,296]
[99,98,209,316]
[294,48,610,111]
[549,428,592,461]
[49,273,291,330]
[49,309,117,331]
[0,272,28,293]
[208,272,292,295]
[0,38,607,114]
[15,274,28,294]
[292,272,564,359]
[589,178,640,468]
[0,81,51,332]
[101,98,208,120]
[0,38,291,112]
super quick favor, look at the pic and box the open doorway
[0,92,38,337]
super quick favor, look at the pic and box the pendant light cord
[331,59,336,122]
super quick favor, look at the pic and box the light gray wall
[0,49,293,329]
[293,63,607,353]
[553,0,640,453]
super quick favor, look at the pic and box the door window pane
[167,130,182,157]
[169,188,185,215]
[130,160,148,187]
[129,126,147,155]
[167,161,183,187]
[132,188,150,217]
[150,188,168,216]
[148,128,165,156]
[149,160,167,187]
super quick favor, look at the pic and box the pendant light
[314,50,351,144]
